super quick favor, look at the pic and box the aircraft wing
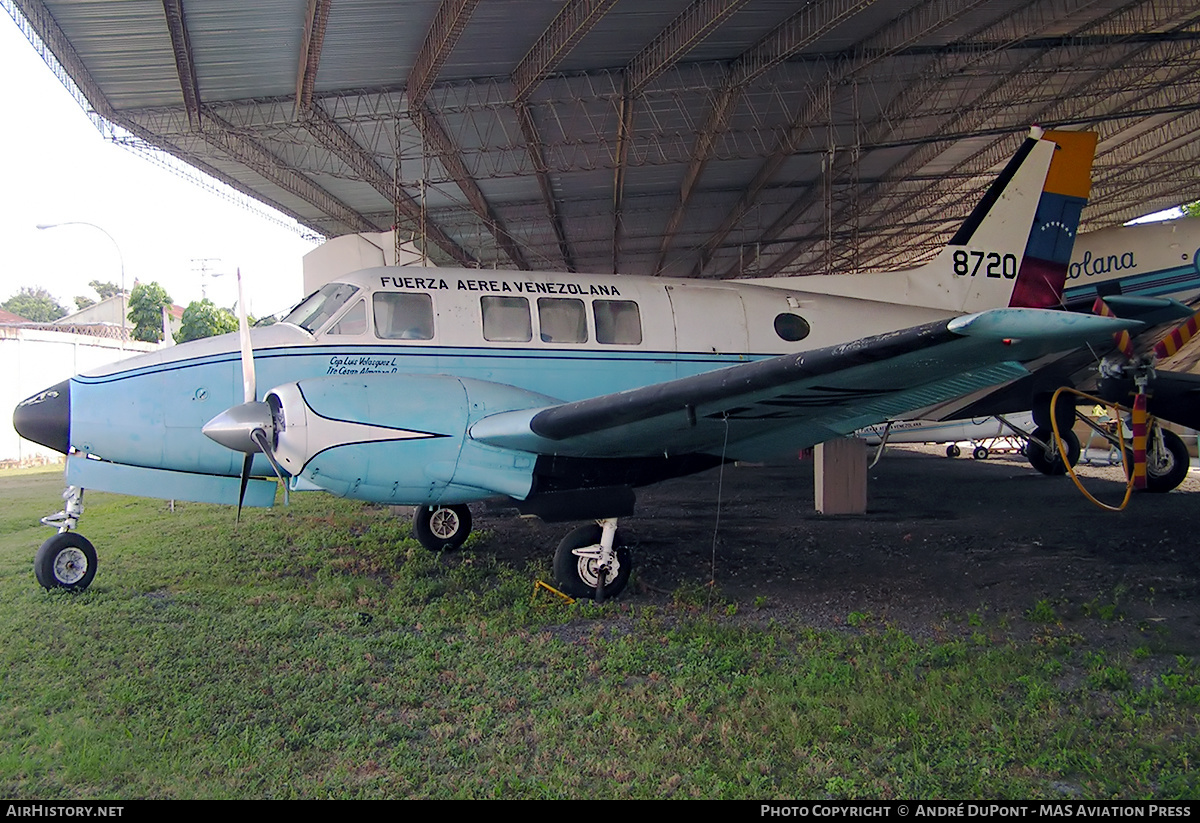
[909,295,1200,422]
[470,308,1141,462]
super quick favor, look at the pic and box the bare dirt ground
[474,443,1200,653]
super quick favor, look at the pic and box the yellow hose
[1049,386,1135,512]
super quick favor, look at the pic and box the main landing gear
[411,504,473,551]
[1130,427,1190,494]
[411,505,630,600]
[34,485,97,592]
[552,518,631,601]
[1025,426,1081,476]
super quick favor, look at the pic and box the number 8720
[953,249,1018,279]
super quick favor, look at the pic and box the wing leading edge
[470,309,1141,462]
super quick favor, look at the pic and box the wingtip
[949,307,1143,339]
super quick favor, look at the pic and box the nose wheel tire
[34,532,97,592]
[553,524,632,600]
[412,505,472,551]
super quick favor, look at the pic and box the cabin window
[328,299,367,335]
[481,296,532,342]
[283,282,359,333]
[594,299,642,345]
[537,297,587,343]
[773,312,810,342]
[374,292,434,340]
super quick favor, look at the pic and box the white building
[2,323,156,465]
[52,294,185,341]
[303,232,427,294]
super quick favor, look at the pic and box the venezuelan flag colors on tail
[1008,130,1098,309]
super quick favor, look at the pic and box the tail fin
[750,128,1097,314]
[914,128,1096,313]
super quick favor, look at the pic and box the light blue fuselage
[71,342,750,480]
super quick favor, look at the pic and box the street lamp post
[36,221,128,345]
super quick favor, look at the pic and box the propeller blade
[237,268,256,404]
[1091,297,1135,359]
[236,453,253,523]
[1153,310,1200,361]
[250,427,290,506]
[1130,391,1148,490]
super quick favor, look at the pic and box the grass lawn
[1,467,1197,799]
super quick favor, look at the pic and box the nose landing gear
[34,485,96,592]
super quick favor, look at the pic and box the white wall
[1,327,155,465]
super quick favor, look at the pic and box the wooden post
[814,437,867,514]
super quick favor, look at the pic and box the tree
[72,280,124,314]
[127,281,173,342]
[1183,201,1200,218]
[88,280,123,299]
[176,299,238,343]
[2,287,67,322]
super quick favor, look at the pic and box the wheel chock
[532,579,575,605]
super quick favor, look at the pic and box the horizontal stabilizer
[1097,295,1195,325]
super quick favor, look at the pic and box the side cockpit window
[328,299,367,335]
[482,296,532,342]
[594,299,642,345]
[374,292,434,340]
[283,282,360,333]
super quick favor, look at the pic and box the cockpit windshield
[282,282,360,333]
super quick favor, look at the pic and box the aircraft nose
[13,380,71,455]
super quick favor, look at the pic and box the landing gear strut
[553,518,631,601]
[35,485,96,592]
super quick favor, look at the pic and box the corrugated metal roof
[13,0,1200,276]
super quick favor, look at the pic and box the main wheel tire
[553,524,632,600]
[946,444,961,458]
[34,532,97,592]
[1026,426,1081,476]
[412,505,472,551]
[1131,429,1190,493]
[972,446,989,460]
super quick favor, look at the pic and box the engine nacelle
[265,374,554,505]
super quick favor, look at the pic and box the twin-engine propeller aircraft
[14,128,1141,600]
